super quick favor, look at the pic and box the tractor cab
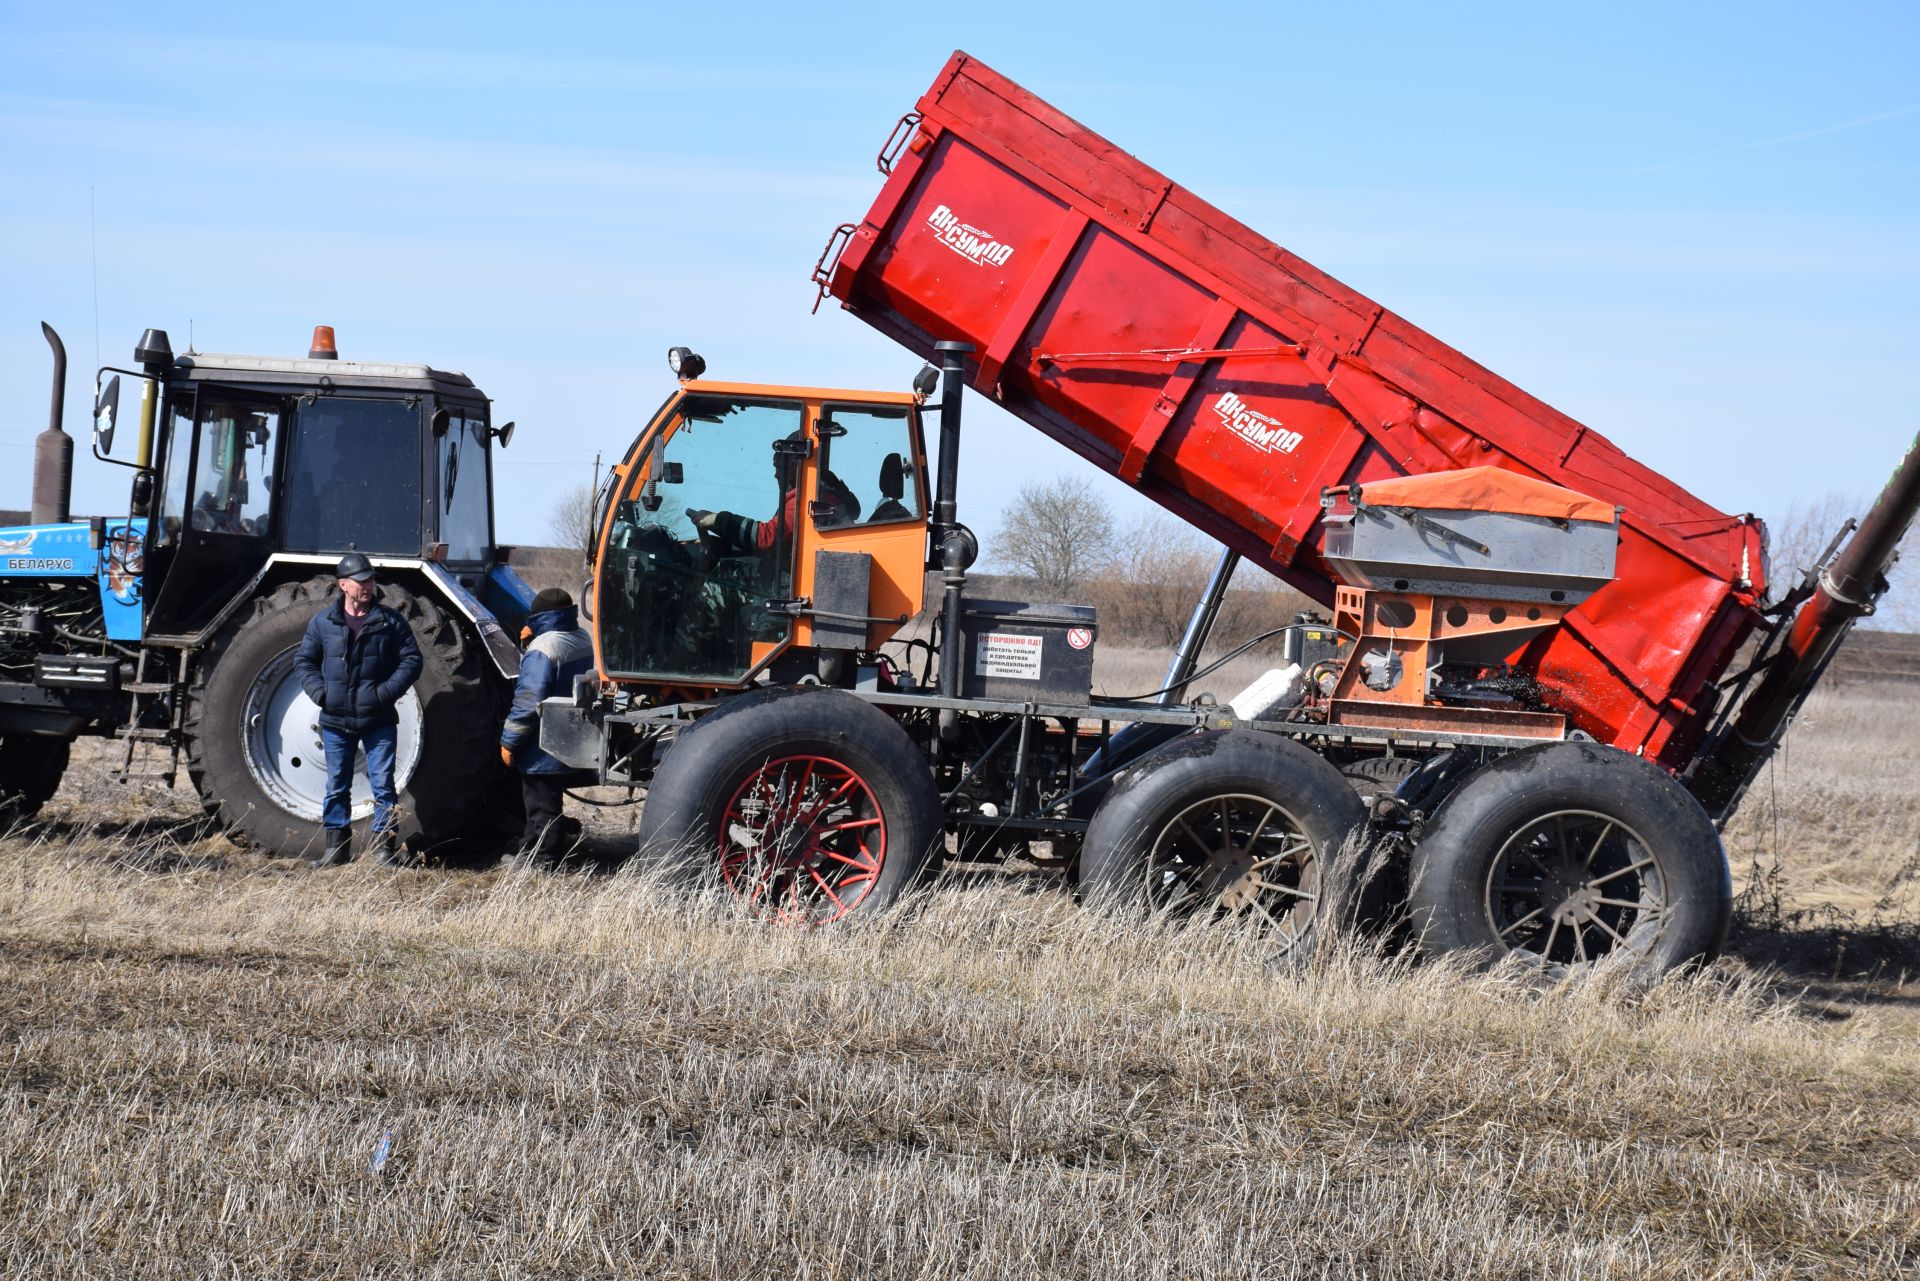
[593,350,931,690]
[92,326,513,638]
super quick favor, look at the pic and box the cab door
[596,393,807,684]
[145,386,285,636]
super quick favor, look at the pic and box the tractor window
[283,397,423,554]
[189,397,278,538]
[816,404,921,529]
[438,407,491,563]
[155,397,194,548]
[598,397,804,681]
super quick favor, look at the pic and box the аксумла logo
[926,204,1015,268]
[1213,391,1304,455]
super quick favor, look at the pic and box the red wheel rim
[717,755,886,924]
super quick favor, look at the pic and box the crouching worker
[295,553,423,869]
[501,587,596,870]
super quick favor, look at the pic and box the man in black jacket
[294,553,423,868]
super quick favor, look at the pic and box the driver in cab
[685,431,860,556]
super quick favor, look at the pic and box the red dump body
[822,51,1767,771]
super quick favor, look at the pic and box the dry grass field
[2,662,1917,1278]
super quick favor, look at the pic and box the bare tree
[1764,492,1855,602]
[1096,513,1313,648]
[1102,515,1227,647]
[992,475,1114,599]
[1765,491,1917,631]
[548,481,599,563]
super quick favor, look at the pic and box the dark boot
[506,828,557,873]
[505,846,549,873]
[311,827,353,869]
[372,826,406,868]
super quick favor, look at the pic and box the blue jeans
[321,723,398,834]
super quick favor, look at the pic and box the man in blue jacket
[501,587,596,869]
[294,553,423,868]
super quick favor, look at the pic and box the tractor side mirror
[641,436,667,512]
[94,375,121,455]
[494,420,515,449]
[430,407,450,438]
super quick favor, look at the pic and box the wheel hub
[239,648,423,823]
[1486,810,1662,967]
[1550,882,1602,924]
[1147,793,1318,948]
[1207,849,1261,912]
[719,756,885,925]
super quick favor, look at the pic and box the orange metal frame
[1328,585,1568,740]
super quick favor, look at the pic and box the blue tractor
[0,322,535,856]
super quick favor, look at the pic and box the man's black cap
[529,587,573,614]
[335,552,375,582]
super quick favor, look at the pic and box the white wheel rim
[239,648,423,823]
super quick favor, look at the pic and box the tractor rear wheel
[1080,731,1378,958]
[635,687,942,923]
[0,734,70,822]
[1407,741,1731,977]
[186,576,513,860]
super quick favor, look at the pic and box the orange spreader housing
[1355,467,1619,525]
[822,51,1767,771]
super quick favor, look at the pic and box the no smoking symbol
[1066,627,1092,650]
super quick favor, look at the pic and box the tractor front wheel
[0,734,70,822]
[635,688,942,923]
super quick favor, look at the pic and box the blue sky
[3,1,1917,574]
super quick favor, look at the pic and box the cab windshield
[598,396,803,681]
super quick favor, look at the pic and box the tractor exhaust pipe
[32,322,74,525]
[1691,429,1920,816]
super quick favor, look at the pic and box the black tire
[635,687,942,923]
[0,734,69,821]
[186,576,513,859]
[1408,741,1731,976]
[1080,731,1376,956]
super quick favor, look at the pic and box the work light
[667,347,706,380]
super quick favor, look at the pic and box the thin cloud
[1635,103,1920,174]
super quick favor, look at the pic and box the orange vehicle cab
[592,375,931,694]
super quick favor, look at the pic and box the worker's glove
[686,508,718,531]
[500,744,515,768]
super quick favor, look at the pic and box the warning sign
[1065,627,1092,650]
[974,631,1043,681]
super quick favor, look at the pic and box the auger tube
[1690,431,1920,817]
